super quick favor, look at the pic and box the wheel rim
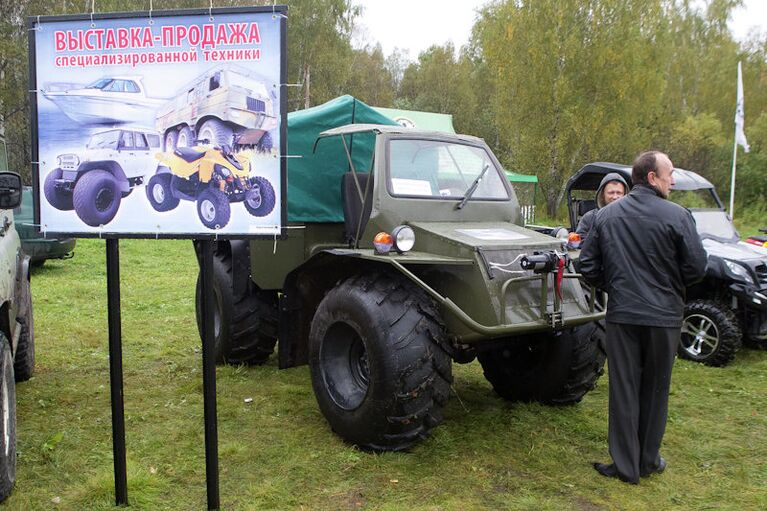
[681,314,720,359]
[199,126,215,144]
[95,186,115,212]
[152,182,165,203]
[246,189,262,209]
[200,199,216,222]
[320,322,369,410]
[178,131,189,147]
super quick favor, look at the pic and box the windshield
[669,188,720,209]
[86,130,121,149]
[387,139,509,200]
[86,78,113,89]
[691,210,739,241]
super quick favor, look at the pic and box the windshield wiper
[456,164,489,210]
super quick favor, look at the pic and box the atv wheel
[13,278,34,383]
[679,300,742,366]
[164,130,179,152]
[146,174,180,212]
[198,119,234,147]
[195,245,278,365]
[244,177,276,217]
[43,168,73,211]
[257,132,273,153]
[477,322,606,405]
[197,188,230,229]
[309,273,452,451]
[177,126,193,148]
[73,170,121,227]
[0,333,17,502]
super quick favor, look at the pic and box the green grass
[5,238,767,510]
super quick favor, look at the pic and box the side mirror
[0,172,22,209]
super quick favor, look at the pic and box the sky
[354,0,767,60]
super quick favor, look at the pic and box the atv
[149,144,275,229]
[745,228,767,250]
[565,162,767,367]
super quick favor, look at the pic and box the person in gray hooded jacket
[576,172,629,239]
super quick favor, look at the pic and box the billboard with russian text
[29,6,287,239]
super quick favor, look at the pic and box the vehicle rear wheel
[43,168,73,211]
[244,177,275,217]
[13,278,34,383]
[177,126,193,148]
[198,119,234,147]
[679,299,742,366]
[0,333,17,503]
[72,170,121,227]
[477,322,606,405]
[164,130,179,152]
[309,273,452,451]
[146,174,180,212]
[195,245,277,365]
[196,188,230,229]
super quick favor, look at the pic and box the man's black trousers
[605,322,679,483]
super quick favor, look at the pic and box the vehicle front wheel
[164,130,179,152]
[477,322,606,405]
[13,278,34,382]
[72,170,121,227]
[0,333,17,502]
[679,299,742,366]
[244,177,275,217]
[146,174,180,212]
[196,188,230,229]
[309,273,452,451]
[43,168,73,211]
[198,119,233,147]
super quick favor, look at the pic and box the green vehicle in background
[195,96,606,451]
[15,187,75,267]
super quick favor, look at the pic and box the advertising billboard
[29,6,286,238]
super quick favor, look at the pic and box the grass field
[5,238,767,510]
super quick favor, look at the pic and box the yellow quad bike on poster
[148,144,275,229]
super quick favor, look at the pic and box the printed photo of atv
[149,144,275,229]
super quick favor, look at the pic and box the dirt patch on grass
[573,496,607,511]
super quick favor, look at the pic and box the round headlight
[373,232,393,254]
[392,225,415,253]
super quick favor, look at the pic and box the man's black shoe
[592,462,638,484]
[641,457,667,477]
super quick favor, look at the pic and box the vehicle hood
[703,238,767,263]
[409,221,565,253]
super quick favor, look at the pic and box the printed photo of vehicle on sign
[30,9,285,238]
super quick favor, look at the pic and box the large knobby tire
[0,333,17,503]
[477,322,606,405]
[679,299,742,367]
[257,132,273,153]
[177,126,194,148]
[146,173,180,212]
[14,278,34,383]
[73,170,121,226]
[196,188,230,229]
[198,119,234,147]
[309,273,453,451]
[164,130,179,152]
[195,247,277,365]
[43,168,73,211]
[244,177,275,217]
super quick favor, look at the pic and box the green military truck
[195,96,606,451]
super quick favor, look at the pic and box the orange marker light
[373,232,394,254]
[568,232,581,243]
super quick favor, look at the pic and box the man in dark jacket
[576,172,629,239]
[579,151,707,484]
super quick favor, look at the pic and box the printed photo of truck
[155,65,278,152]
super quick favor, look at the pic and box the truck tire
[196,188,230,229]
[177,126,193,148]
[477,322,606,405]
[679,299,742,367]
[146,174,180,212]
[195,249,277,365]
[43,168,73,211]
[164,130,179,152]
[198,119,233,147]
[73,170,121,227]
[257,132,273,153]
[243,177,275,217]
[13,278,34,383]
[309,273,452,452]
[0,333,17,502]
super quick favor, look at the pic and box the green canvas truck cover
[287,95,398,223]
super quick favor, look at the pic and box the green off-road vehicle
[195,96,606,451]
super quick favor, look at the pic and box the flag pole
[731,60,751,220]
[729,131,737,218]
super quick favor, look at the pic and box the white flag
[735,61,750,153]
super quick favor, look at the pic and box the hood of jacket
[595,172,629,208]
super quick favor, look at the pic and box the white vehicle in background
[43,128,162,227]
[156,65,278,152]
[42,76,165,125]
